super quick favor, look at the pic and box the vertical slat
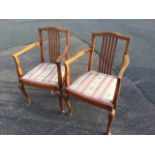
[109,37,118,73]
[51,29,54,62]
[100,36,106,72]
[56,30,60,59]
[57,31,60,57]
[39,30,44,62]
[100,35,106,72]
[101,35,109,73]
[99,36,105,72]
[105,35,113,74]
[100,35,108,72]
[51,29,53,62]
[98,33,118,74]
[54,30,57,61]
[55,30,58,59]
[107,35,115,74]
[41,27,61,63]
[51,29,55,62]
[48,29,52,62]
[104,34,112,73]
[103,35,108,73]
[50,29,60,63]
[106,35,116,74]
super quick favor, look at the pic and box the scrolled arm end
[118,54,130,79]
[12,42,40,78]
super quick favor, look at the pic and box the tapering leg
[18,82,31,106]
[55,89,65,114]
[64,92,72,117]
[105,109,116,135]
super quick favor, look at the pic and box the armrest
[12,42,39,58]
[56,45,69,64]
[118,54,130,79]
[65,48,92,65]
[12,42,40,78]
[64,48,92,86]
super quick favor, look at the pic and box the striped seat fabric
[21,63,65,86]
[68,70,117,104]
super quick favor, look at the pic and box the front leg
[105,109,116,135]
[18,82,31,107]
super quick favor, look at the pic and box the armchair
[64,32,131,134]
[12,26,71,114]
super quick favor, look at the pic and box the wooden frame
[12,26,71,114]
[64,32,131,134]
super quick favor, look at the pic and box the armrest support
[64,48,92,86]
[113,54,130,108]
[118,54,130,79]
[12,42,40,78]
[55,45,69,88]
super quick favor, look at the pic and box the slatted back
[39,26,69,63]
[91,32,130,75]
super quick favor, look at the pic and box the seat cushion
[67,70,117,104]
[21,62,65,86]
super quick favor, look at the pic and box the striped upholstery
[21,63,65,86]
[68,70,117,104]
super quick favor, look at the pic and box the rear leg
[55,89,65,114]
[63,92,72,117]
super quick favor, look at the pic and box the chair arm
[56,45,69,64]
[12,42,40,78]
[12,42,39,58]
[64,48,92,86]
[118,54,130,79]
[65,48,92,65]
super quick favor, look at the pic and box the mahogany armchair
[64,32,131,134]
[12,26,71,114]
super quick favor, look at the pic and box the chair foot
[67,110,73,117]
[61,109,65,115]
[64,110,72,117]
[66,101,72,117]
[102,132,112,135]
[103,131,112,135]
[25,97,31,107]
[105,109,116,135]
[18,83,31,106]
